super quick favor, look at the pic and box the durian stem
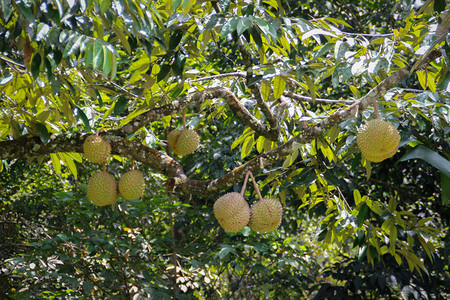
[131,160,135,170]
[354,104,359,118]
[241,170,251,196]
[102,162,106,172]
[248,171,263,202]
[373,100,380,119]
[182,108,186,129]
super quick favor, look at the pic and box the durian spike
[102,162,106,172]
[373,100,380,119]
[248,171,264,202]
[240,170,251,196]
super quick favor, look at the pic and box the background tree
[0,0,449,299]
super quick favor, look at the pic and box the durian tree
[1,0,449,298]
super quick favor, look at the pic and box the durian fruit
[83,135,111,163]
[357,119,400,162]
[167,129,199,156]
[249,198,283,233]
[119,169,145,200]
[87,171,119,206]
[213,192,250,233]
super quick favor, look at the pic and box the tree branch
[176,49,444,195]
[114,87,279,141]
[236,36,280,135]
[284,91,355,104]
[0,49,443,198]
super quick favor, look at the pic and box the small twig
[341,32,394,38]
[240,170,251,196]
[194,72,246,82]
[285,91,355,104]
[248,171,263,202]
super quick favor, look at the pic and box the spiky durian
[119,169,145,200]
[213,192,250,233]
[357,119,400,162]
[83,135,111,163]
[248,198,283,233]
[87,171,119,206]
[167,129,199,156]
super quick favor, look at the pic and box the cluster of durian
[213,192,283,234]
[357,119,400,163]
[83,135,145,206]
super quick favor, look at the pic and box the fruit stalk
[373,100,380,119]
[240,170,251,196]
[248,171,263,202]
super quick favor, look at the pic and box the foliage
[0,0,449,298]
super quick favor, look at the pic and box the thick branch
[176,49,444,195]
[115,87,279,141]
[0,133,186,181]
[0,49,443,198]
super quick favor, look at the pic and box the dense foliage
[1,0,449,299]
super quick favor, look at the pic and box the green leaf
[256,136,265,153]
[50,153,61,174]
[60,153,77,179]
[103,46,113,76]
[312,43,334,61]
[248,75,263,86]
[169,30,183,51]
[398,145,450,178]
[30,53,42,78]
[100,0,111,14]
[353,189,362,206]
[304,75,315,102]
[64,35,85,57]
[113,97,128,116]
[237,17,252,36]
[84,41,93,67]
[273,75,286,100]
[434,0,446,12]
[0,0,14,22]
[381,218,394,233]
[261,80,271,101]
[93,40,104,71]
[35,23,51,42]
[367,199,383,215]
[94,88,103,107]
[205,14,223,30]
[0,70,14,85]
[74,106,91,132]
[157,64,171,82]
[388,198,397,213]
[113,27,132,55]
[218,246,232,259]
[16,0,35,22]
[241,135,254,159]
[356,203,369,227]
[35,122,49,143]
